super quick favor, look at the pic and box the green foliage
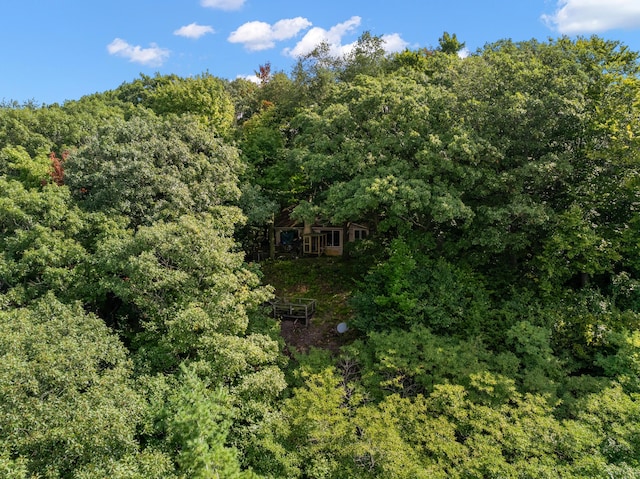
[0,448,27,479]
[339,31,390,82]
[253,367,362,478]
[255,319,640,476]
[291,70,474,232]
[66,112,242,228]
[241,105,285,173]
[145,73,236,135]
[72,450,177,479]
[2,72,288,478]
[574,384,640,469]
[0,145,51,186]
[351,239,490,335]
[390,48,435,73]
[0,106,52,156]
[534,203,622,293]
[157,364,251,478]
[81,210,288,470]
[4,34,640,478]
[225,76,261,125]
[504,321,564,396]
[251,72,302,127]
[89,212,278,370]
[0,158,88,304]
[253,343,640,478]
[112,73,235,135]
[437,32,465,55]
[596,330,640,393]
[0,98,125,157]
[546,290,640,371]
[347,326,491,399]
[0,294,157,477]
[238,104,305,208]
[289,35,640,300]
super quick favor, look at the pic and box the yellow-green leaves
[0,295,147,476]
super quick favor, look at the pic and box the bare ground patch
[260,257,361,354]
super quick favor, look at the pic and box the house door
[303,233,325,255]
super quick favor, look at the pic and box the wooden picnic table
[270,297,316,326]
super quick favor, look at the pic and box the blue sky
[2,0,640,105]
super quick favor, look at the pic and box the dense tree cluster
[1,73,282,477]
[1,36,640,477]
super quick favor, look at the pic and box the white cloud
[174,23,215,39]
[272,18,313,40]
[285,16,362,58]
[237,74,261,84]
[543,0,640,34]
[228,17,312,51]
[201,0,245,11]
[285,27,329,57]
[107,38,170,66]
[381,33,409,53]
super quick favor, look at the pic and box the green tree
[0,105,55,156]
[0,97,125,156]
[290,70,474,235]
[0,146,89,304]
[252,344,638,478]
[574,384,640,470]
[350,240,490,335]
[347,326,491,400]
[0,294,171,477]
[226,76,261,126]
[111,73,235,134]
[154,364,256,478]
[87,211,280,372]
[145,73,235,135]
[65,112,242,228]
[340,32,389,82]
[437,32,465,55]
[82,209,287,464]
[596,329,640,393]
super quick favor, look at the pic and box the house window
[353,229,367,240]
[321,230,341,247]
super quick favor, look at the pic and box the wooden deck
[270,297,316,326]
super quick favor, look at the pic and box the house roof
[274,205,303,228]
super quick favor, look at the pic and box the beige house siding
[274,221,369,257]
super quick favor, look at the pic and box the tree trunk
[269,214,275,260]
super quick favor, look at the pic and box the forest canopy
[1,35,640,478]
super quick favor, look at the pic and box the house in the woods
[273,208,369,257]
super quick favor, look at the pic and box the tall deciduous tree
[145,73,236,136]
[66,112,242,228]
[0,294,172,477]
[290,70,474,234]
[0,146,89,305]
